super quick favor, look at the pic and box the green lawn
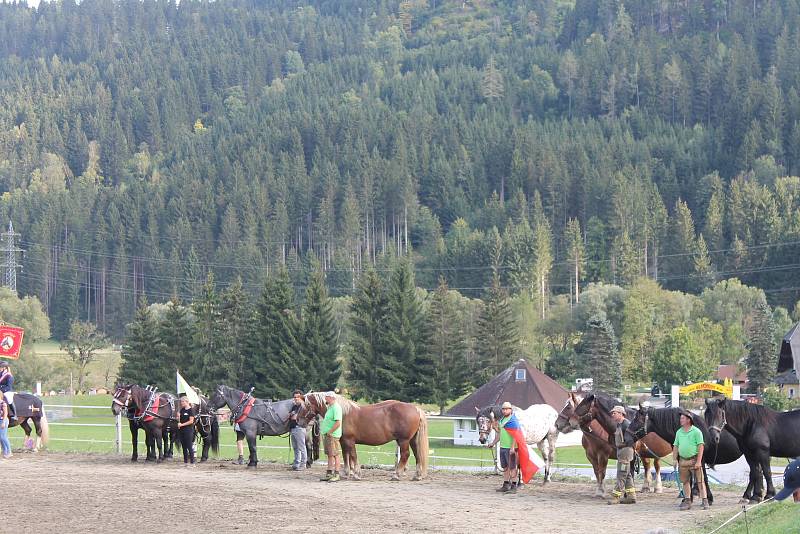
[17,395,595,468]
[692,500,800,534]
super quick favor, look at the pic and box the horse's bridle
[709,405,727,435]
[112,387,132,410]
[629,409,650,440]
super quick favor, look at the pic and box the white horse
[476,403,560,482]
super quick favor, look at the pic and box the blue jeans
[0,421,10,456]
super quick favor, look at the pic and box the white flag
[177,370,201,405]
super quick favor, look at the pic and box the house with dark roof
[774,369,799,400]
[445,359,569,445]
[778,322,800,376]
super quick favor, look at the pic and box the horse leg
[595,452,609,497]
[20,420,34,450]
[741,451,761,504]
[409,435,421,481]
[757,450,775,501]
[548,430,558,483]
[246,432,258,468]
[392,440,411,481]
[641,457,652,493]
[130,422,139,462]
[654,458,663,493]
[200,430,210,462]
[155,429,164,463]
[346,441,360,480]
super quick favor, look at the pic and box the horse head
[208,384,231,411]
[111,384,133,416]
[626,402,651,441]
[297,392,326,426]
[704,397,726,444]
[555,392,582,433]
[475,405,499,444]
[572,393,597,427]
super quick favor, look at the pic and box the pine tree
[429,277,469,414]
[384,259,434,402]
[348,269,393,401]
[565,218,584,303]
[746,300,777,392]
[579,314,622,395]
[251,269,303,399]
[158,300,194,391]
[300,266,340,390]
[691,235,716,293]
[219,278,254,388]
[191,273,226,391]
[474,271,519,387]
[482,56,504,101]
[120,297,160,386]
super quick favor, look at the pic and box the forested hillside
[3,0,800,399]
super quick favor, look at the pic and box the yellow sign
[679,378,733,397]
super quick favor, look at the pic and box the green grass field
[692,500,800,534]
[15,394,595,468]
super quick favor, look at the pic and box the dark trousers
[179,428,195,463]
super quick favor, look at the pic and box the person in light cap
[775,459,800,502]
[608,405,636,505]
[487,401,519,493]
[320,391,342,482]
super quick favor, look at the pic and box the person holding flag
[0,362,15,420]
[488,402,538,493]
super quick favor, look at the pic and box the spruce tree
[300,266,340,390]
[579,314,622,395]
[348,269,393,402]
[119,297,160,386]
[474,271,519,387]
[219,278,254,389]
[746,300,777,392]
[251,269,303,399]
[191,273,225,391]
[429,277,469,414]
[384,260,434,402]
[157,299,194,391]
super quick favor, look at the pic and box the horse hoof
[247,464,257,469]
[641,487,651,493]
[390,475,400,481]
[130,458,138,463]
[655,487,664,494]
[199,458,208,463]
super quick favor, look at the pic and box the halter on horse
[111,384,177,463]
[208,384,295,468]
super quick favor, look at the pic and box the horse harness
[132,387,177,424]
[230,389,289,437]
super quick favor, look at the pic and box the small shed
[445,359,569,445]
[774,369,799,400]
[778,322,800,375]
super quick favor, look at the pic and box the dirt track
[7,453,744,533]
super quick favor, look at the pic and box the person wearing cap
[0,362,15,420]
[289,389,307,471]
[176,395,196,466]
[487,401,519,493]
[672,409,707,510]
[320,391,342,482]
[609,405,636,505]
[776,458,800,503]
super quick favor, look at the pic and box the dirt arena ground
[7,453,747,533]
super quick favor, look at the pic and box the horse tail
[210,416,220,456]
[413,407,429,479]
[39,407,49,447]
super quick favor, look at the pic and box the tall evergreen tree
[300,266,340,390]
[579,314,622,395]
[158,299,194,391]
[429,277,469,414]
[746,300,777,392]
[219,278,254,388]
[191,273,225,391]
[120,297,160,386]
[474,271,519,387]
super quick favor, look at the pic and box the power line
[1,221,22,295]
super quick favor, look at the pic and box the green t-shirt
[321,402,343,438]
[499,415,514,448]
[673,425,704,459]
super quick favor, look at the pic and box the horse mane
[724,399,777,425]
[306,391,361,415]
[591,392,621,414]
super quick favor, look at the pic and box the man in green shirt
[673,410,707,510]
[487,402,518,493]
[320,391,343,482]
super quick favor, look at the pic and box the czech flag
[502,415,539,483]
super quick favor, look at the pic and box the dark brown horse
[556,392,671,497]
[111,384,178,462]
[298,392,429,481]
[7,392,49,450]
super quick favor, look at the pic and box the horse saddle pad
[11,393,42,418]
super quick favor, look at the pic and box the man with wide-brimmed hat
[487,401,518,493]
[673,409,707,510]
[608,405,636,505]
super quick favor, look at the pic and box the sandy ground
[5,452,746,533]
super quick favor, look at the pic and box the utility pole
[2,221,22,294]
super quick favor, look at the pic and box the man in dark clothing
[608,405,636,505]
[0,362,15,420]
[289,389,307,470]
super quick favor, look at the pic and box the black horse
[208,384,295,468]
[626,403,749,504]
[111,384,177,462]
[705,397,800,503]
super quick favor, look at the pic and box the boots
[506,482,517,494]
[320,470,333,481]
[620,491,636,504]
[679,498,692,511]
[496,481,511,492]
[607,492,622,505]
[328,471,340,482]
[233,455,244,465]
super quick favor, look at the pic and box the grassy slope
[33,341,121,391]
[692,500,800,534]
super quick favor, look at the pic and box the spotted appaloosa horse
[475,403,559,482]
[298,392,429,481]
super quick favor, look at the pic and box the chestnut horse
[298,392,429,481]
[555,392,670,497]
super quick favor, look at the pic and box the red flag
[0,325,24,360]
[503,415,539,483]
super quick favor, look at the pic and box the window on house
[790,388,796,399]
[515,369,526,381]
